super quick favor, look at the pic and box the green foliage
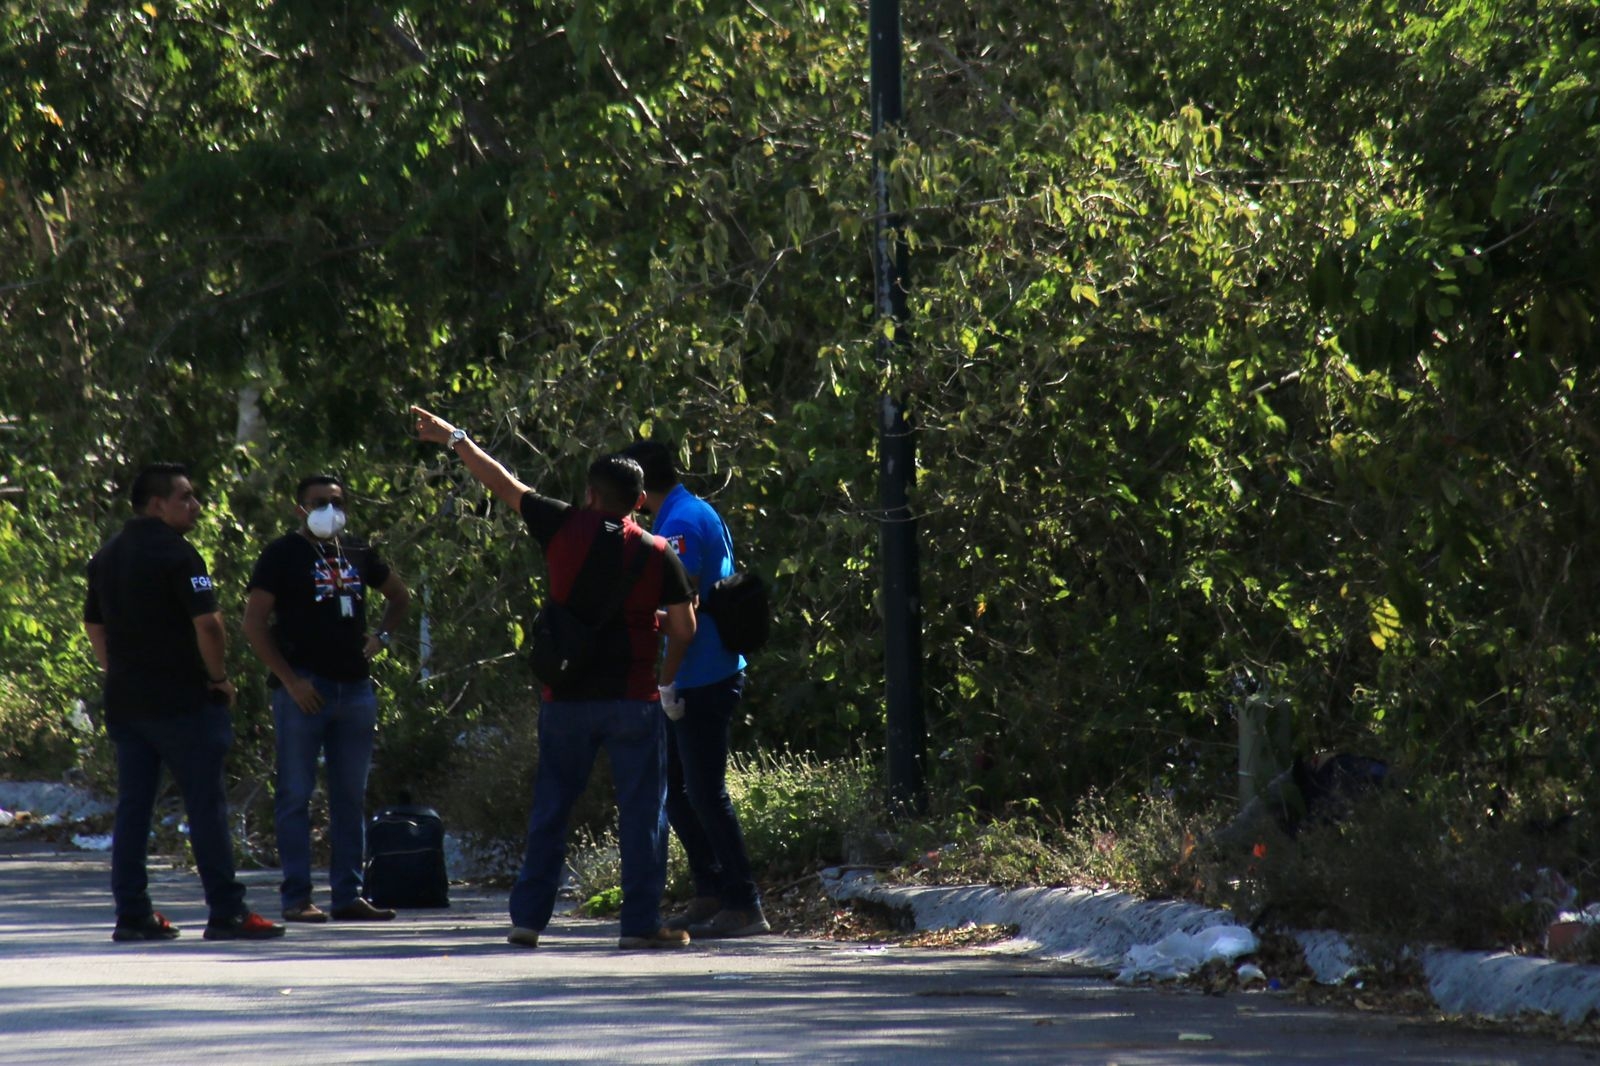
[885,790,1209,896]
[729,749,885,877]
[1054,791,1210,898]
[3,0,1599,853]
[568,819,696,913]
[896,810,1081,890]
[1203,784,1597,955]
[561,749,884,907]
[579,885,624,919]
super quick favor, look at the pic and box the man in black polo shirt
[409,405,696,950]
[83,462,284,942]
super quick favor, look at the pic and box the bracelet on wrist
[208,675,228,685]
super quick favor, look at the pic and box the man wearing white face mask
[243,474,411,923]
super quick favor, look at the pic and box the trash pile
[1115,924,1260,984]
[0,780,115,849]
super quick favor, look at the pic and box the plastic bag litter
[1116,925,1259,984]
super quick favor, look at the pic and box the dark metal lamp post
[869,0,927,815]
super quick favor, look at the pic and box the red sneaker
[203,911,286,940]
[112,911,180,942]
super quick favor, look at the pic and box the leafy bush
[728,749,886,880]
[895,811,1080,889]
[882,790,1209,896]
[561,749,885,906]
[1203,785,1596,955]
[569,826,624,916]
[1054,791,1214,899]
[0,679,94,779]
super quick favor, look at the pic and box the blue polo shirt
[652,484,746,688]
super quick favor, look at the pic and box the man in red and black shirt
[410,405,696,950]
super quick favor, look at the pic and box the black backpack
[363,804,450,909]
[527,536,653,688]
[702,569,771,657]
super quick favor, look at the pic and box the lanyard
[319,540,347,590]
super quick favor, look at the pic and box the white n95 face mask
[306,504,347,540]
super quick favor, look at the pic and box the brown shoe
[618,927,691,950]
[507,926,541,948]
[330,898,396,921]
[282,901,329,923]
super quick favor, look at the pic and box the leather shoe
[282,901,329,923]
[330,898,396,921]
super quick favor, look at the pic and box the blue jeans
[273,672,379,910]
[666,672,760,910]
[109,700,248,924]
[509,699,667,938]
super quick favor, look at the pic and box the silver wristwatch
[448,428,468,448]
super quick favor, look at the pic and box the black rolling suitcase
[363,804,450,908]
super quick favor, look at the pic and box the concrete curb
[823,870,1236,970]
[819,868,1600,1025]
[1423,949,1600,1025]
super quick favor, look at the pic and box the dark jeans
[666,672,760,910]
[108,701,248,924]
[508,699,668,938]
[272,672,378,909]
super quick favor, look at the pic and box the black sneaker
[112,912,180,942]
[689,906,771,939]
[203,912,286,940]
[664,896,721,932]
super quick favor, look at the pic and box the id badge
[340,595,354,618]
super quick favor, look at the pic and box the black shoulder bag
[702,570,771,657]
[527,535,653,688]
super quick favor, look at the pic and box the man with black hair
[243,474,410,923]
[622,439,768,938]
[84,462,284,942]
[409,405,696,950]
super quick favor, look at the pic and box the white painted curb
[819,868,1600,1024]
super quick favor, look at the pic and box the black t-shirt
[83,517,220,721]
[246,533,392,682]
[520,492,694,701]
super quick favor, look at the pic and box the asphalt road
[2,846,1595,1065]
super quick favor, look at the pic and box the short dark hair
[130,462,189,510]
[621,439,679,494]
[295,474,342,504]
[587,454,645,513]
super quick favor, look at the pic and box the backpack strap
[560,528,655,625]
[598,532,654,623]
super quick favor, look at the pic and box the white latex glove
[658,682,686,721]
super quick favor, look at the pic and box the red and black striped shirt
[520,491,693,701]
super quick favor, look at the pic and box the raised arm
[410,405,533,511]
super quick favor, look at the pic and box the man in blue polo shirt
[624,439,768,938]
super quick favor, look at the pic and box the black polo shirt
[246,533,391,682]
[83,516,220,722]
[520,492,693,702]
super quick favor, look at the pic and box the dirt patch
[763,876,1016,948]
